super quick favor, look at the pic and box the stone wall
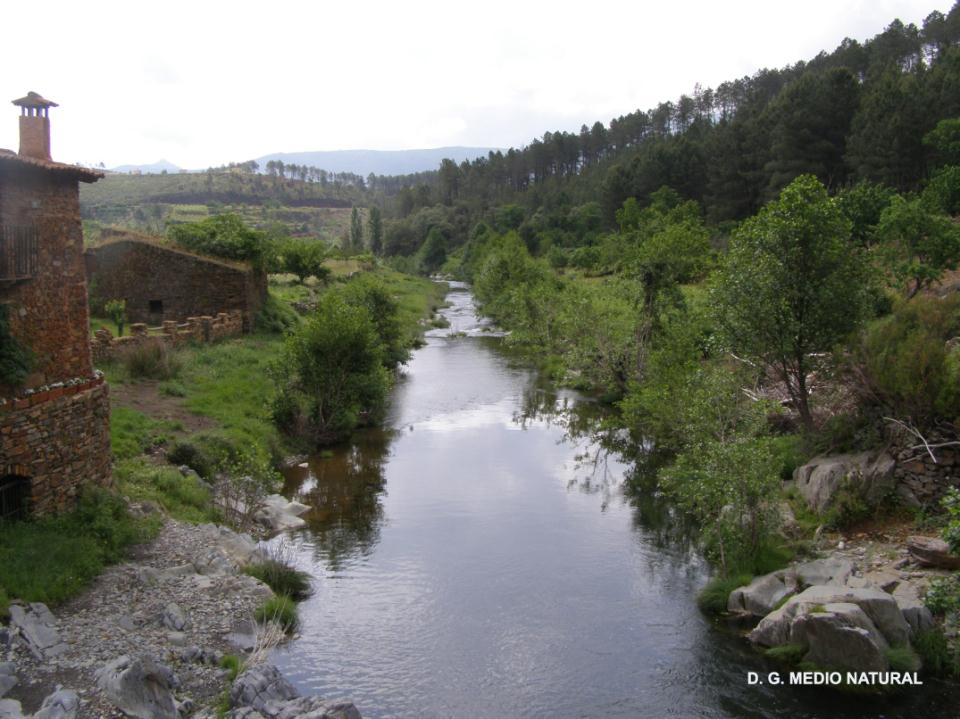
[894,435,960,507]
[0,376,111,516]
[91,310,245,363]
[0,163,94,389]
[85,235,265,331]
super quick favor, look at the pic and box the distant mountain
[253,147,502,177]
[110,159,183,174]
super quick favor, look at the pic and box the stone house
[85,231,266,330]
[0,92,111,518]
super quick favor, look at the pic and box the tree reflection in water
[281,428,393,571]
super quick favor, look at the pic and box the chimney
[12,91,58,161]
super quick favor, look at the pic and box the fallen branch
[884,417,937,463]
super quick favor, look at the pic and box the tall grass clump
[244,543,312,601]
[121,339,183,380]
[254,595,298,633]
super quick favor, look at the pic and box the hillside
[254,146,500,177]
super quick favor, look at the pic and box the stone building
[85,231,266,330]
[0,92,111,518]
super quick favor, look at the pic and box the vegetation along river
[273,282,957,719]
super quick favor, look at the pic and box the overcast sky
[0,0,953,169]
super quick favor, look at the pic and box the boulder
[728,571,797,617]
[161,603,191,632]
[255,496,310,534]
[793,451,895,513]
[270,697,362,719]
[226,620,258,653]
[9,604,67,661]
[892,582,935,636]
[230,665,298,714]
[750,585,910,649]
[0,663,16,698]
[791,603,890,673]
[95,655,180,719]
[0,699,24,719]
[906,536,960,569]
[33,689,80,719]
[793,558,854,588]
[197,525,265,567]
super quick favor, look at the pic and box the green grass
[254,594,298,633]
[114,459,219,523]
[914,628,960,677]
[697,573,753,615]
[111,407,183,460]
[245,559,313,601]
[0,488,157,607]
[219,654,243,681]
[886,645,921,672]
[765,643,807,665]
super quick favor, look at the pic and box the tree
[417,228,447,275]
[712,175,869,431]
[105,299,127,337]
[349,207,364,253]
[367,207,383,255]
[282,241,328,285]
[876,194,960,297]
[273,294,389,443]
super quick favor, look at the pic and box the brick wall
[91,310,245,363]
[85,236,266,330]
[0,377,111,516]
[0,164,94,389]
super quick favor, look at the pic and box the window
[149,299,163,315]
[0,225,39,282]
[0,475,31,522]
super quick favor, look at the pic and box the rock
[892,582,935,636]
[896,484,922,510]
[728,571,797,617]
[161,603,191,632]
[176,698,196,716]
[860,569,900,593]
[137,566,165,586]
[794,558,854,588]
[792,603,890,673]
[793,451,896,513]
[906,536,960,569]
[33,689,80,719]
[167,632,188,647]
[225,710,266,719]
[197,525,264,567]
[255,496,310,534]
[0,698,24,719]
[270,697,362,719]
[0,663,16,699]
[9,603,68,660]
[192,548,240,577]
[750,585,910,649]
[96,655,180,719]
[117,615,137,632]
[230,665,298,714]
[222,575,274,603]
[226,620,258,653]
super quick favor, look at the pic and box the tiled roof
[0,149,103,182]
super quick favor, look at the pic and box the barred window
[0,224,39,281]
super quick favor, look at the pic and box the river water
[274,282,955,718]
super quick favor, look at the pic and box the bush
[885,645,921,672]
[255,293,300,334]
[852,294,960,428]
[168,214,273,270]
[254,595,298,633]
[696,573,752,615]
[121,339,182,380]
[766,644,807,665]
[245,557,312,601]
[915,628,960,678]
[115,459,217,523]
[925,575,960,615]
[167,441,214,478]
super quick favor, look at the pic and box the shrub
[925,575,960,615]
[255,292,300,334]
[214,452,282,532]
[254,595,298,633]
[245,557,312,601]
[885,645,921,672]
[915,628,960,678]
[168,214,273,270]
[766,644,807,665]
[696,573,752,615]
[121,339,182,380]
[219,654,243,681]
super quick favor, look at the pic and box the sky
[0,0,954,169]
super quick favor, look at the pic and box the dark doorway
[149,299,164,316]
[0,475,31,522]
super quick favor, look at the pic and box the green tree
[876,195,960,297]
[712,175,869,431]
[367,207,383,255]
[104,299,127,337]
[349,207,364,253]
[273,294,389,443]
[417,228,448,275]
[337,276,409,369]
[168,214,272,270]
[282,241,329,285]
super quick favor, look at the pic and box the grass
[244,558,313,601]
[114,459,219,523]
[254,595,298,633]
[0,488,157,607]
[697,573,753,615]
[914,628,960,677]
[121,340,183,380]
[765,643,807,665]
[885,645,921,672]
[111,407,183,460]
[218,654,243,681]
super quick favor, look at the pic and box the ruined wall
[0,164,94,388]
[894,437,960,507]
[90,310,245,363]
[85,238,265,330]
[0,377,111,516]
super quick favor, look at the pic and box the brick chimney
[12,92,58,161]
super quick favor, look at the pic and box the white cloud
[0,0,951,168]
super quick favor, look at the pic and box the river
[273,282,956,718]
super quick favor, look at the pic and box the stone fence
[91,310,245,363]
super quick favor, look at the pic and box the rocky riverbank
[0,505,361,719]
